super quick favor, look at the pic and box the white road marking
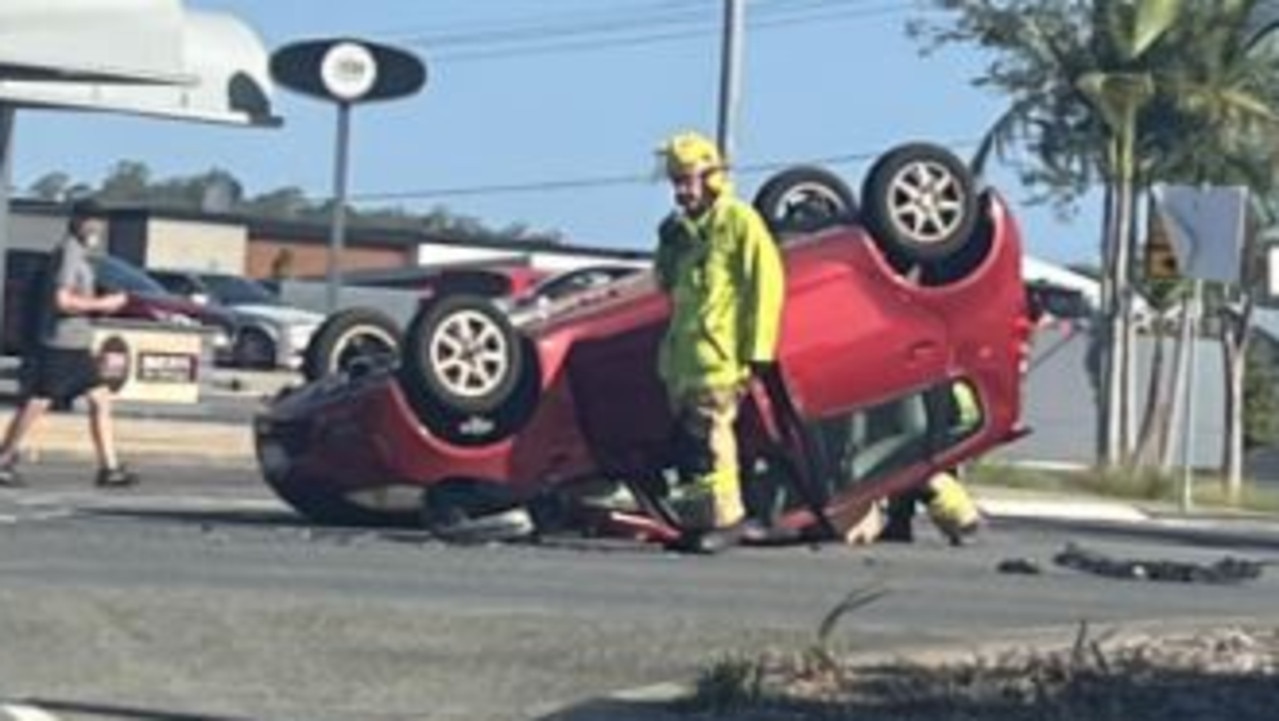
[2,703,61,721]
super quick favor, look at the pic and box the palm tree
[912,1,1279,487]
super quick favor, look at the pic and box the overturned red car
[254,142,1033,544]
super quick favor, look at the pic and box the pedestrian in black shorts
[0,199,139,488]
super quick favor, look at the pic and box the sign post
[1152,184,1251,513]
[271,39,426,314]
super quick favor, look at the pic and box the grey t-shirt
[42,236,95,350]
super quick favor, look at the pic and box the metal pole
[327,101,353,314]
[1179,279,1203,512]
[716,0,745,163]
[0,105,15,346]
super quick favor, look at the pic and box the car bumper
[254,373,522,502]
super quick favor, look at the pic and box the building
[6,199,650,278]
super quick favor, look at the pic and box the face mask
[83,232,102,249]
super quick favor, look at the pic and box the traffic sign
[1145,206,1180,280]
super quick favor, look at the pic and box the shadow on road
[84,507,304,528]
[19,697,255,721]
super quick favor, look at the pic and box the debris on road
[1053,542,1265,584]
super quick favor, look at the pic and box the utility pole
[327,101,352,314]
[717,0,745,163]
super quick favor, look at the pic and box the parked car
[149,270,325,369]
[498,264,645,323]
[2,249,236,360]
[300,263,646,382]
[254,143,1033,546]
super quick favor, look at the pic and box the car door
[778,242,951,421]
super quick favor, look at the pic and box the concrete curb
[977,497,1149,523]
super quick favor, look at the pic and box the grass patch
[681,626,1279,720]
[967,461,1279,514]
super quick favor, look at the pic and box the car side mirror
[190,293,210,306]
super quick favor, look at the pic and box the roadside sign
[1152,185,1250,284]
[1145,204,1181,280]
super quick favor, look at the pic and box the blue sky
[11,0,1101,265]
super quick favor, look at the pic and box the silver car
[150,270,324,369]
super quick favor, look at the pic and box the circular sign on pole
[271,38,426,104]
[270,38,426,314]
[321,42,378,102]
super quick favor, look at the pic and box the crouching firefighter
[653,131,785,553]
[881,381,983,545]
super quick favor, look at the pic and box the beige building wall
[144,218,247,273]
[246,240,412,280]
[7,213,66,251]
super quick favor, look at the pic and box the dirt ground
[686,625,1278,720]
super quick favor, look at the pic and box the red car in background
[255,142,1032,546]
[295,264,548,381]
[299,263,642,381]
[2,249,237,360]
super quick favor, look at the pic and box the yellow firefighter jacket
[654,194,785,397]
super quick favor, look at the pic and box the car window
[794,381,984,503]
[199,274,280,306]
[747,380,984,517]
[94,255,170,295]
[822,379,983,490]
[524,267,637,306]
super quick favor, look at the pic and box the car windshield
[200,274,280,306]
[93,255,170,295]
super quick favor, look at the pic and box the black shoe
[0,461,25,489]
[666,522,747,555]
[95,465,139,489]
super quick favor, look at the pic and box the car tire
[399,294,539,446]
[234,328,277,370]
[302,307,402,382]
[753,165,857,238]
[861,143,979,264]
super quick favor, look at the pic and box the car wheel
[861,143,978,264]
[399,294,538,446]
[753,165,856,238]
[234,328,277,370]
[421,480,535,543]
[302,307,402,382]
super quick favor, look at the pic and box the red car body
[256,167,1032,541]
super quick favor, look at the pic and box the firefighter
[880,381,983,545]
[653,131,785,553]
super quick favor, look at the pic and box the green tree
[28,171,72,201]
[97,160,152,203]
[912,1,1279,492]
[1245,334,1279,450]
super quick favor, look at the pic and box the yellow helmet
[659,131,728,193]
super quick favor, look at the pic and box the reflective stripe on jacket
[654,194,784,395]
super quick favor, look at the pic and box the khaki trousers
[670,385,745,529]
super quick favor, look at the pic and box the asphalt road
[0,461,1276,721]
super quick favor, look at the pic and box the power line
[428,3,907,63]
[375,0,888,47]
[350,139,979,202]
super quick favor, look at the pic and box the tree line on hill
[25,161,563,245]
